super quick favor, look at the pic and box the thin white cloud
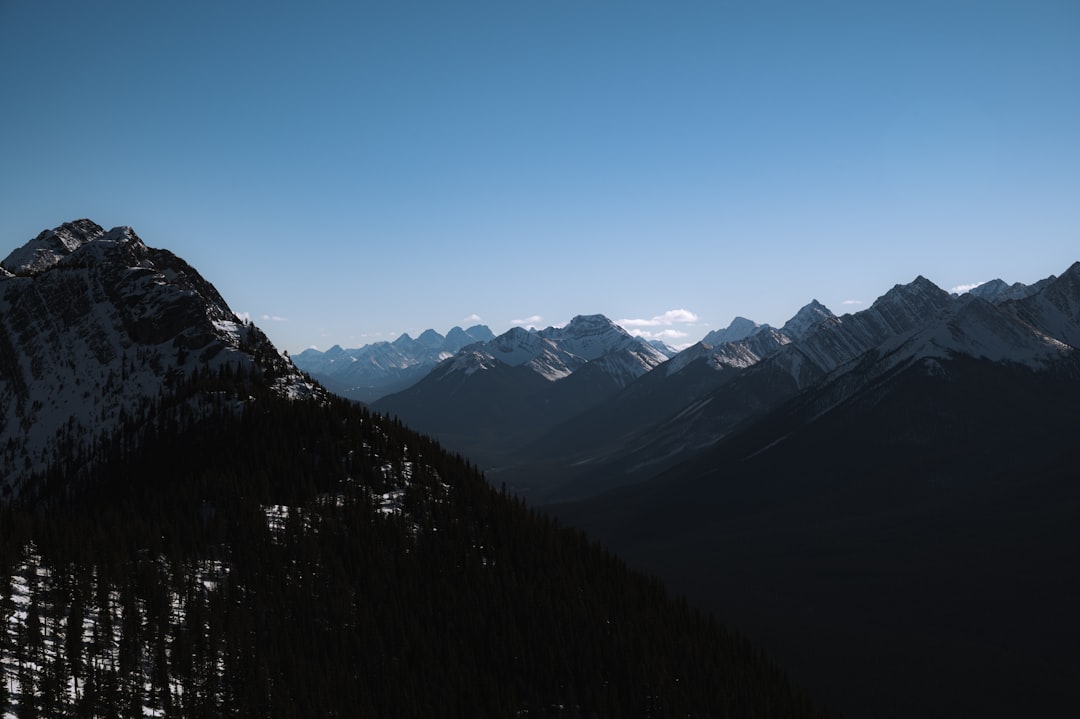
[950,281,986,294]
[841,299,863,306]
[617,308,699,328]
[464,313,483,323]
[631,328,690,339]
[628,328,695,352]
[261,313,288,322]
[236,311,252,323]
[510,315,543,326]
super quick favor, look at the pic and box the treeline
[1,370,830,717]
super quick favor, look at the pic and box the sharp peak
[866,275,951,314]
[788,299,835,318]
[885,275,945,295]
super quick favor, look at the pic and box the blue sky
[2,1,1078,352]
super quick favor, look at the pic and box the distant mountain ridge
[296,304,835,405]
[366,263,1077,504]
[536,266,1080,500]
[453,314,671,382]
[373,302,838,485]
[294,316,691,404]
[959,276,1056,303]
[369,315,673,461]
[293,324,495,402]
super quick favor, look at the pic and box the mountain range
[339,253,1080,717]
[4,219,1078,717]
[352,265,1078,509]
[293,324,495,402]
[368,299,840,499]
[551,264,1080,717]
[0,220,827,717]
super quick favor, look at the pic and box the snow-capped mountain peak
[780,300,835,340]
[872,275,950,313]
[411,314,669,387]
[701,316,764,346]
[859,275,954,336]
[538,314,660,363]
[870,293,1070,372]
[1,220,317,490]
[488,326,562,366]
[1,219,107,275]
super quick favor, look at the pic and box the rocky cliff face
[0,220,317,493]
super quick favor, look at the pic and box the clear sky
[2,1,1078,352]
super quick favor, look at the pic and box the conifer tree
[66,586,85,696]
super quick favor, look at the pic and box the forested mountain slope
[0,221,829,718]
[1,371,828,718]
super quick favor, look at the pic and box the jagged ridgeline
[0,222,828,717]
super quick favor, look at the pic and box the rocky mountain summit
[0,220,316,493]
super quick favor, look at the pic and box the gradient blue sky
[2,1,1078,352]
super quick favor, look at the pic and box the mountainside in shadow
[372,314,672,466]
[0,221,829,718]
[554,263,1080,718]
[509,267,1078,504]
[491,323,798,501]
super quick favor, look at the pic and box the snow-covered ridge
[736,268,1080,415]
[957,276,1056,303]
[783,276,955,377]
[660,301,830,378]
[437,314,670,387]
[0,218,106,275]
[597,267,1080,481]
